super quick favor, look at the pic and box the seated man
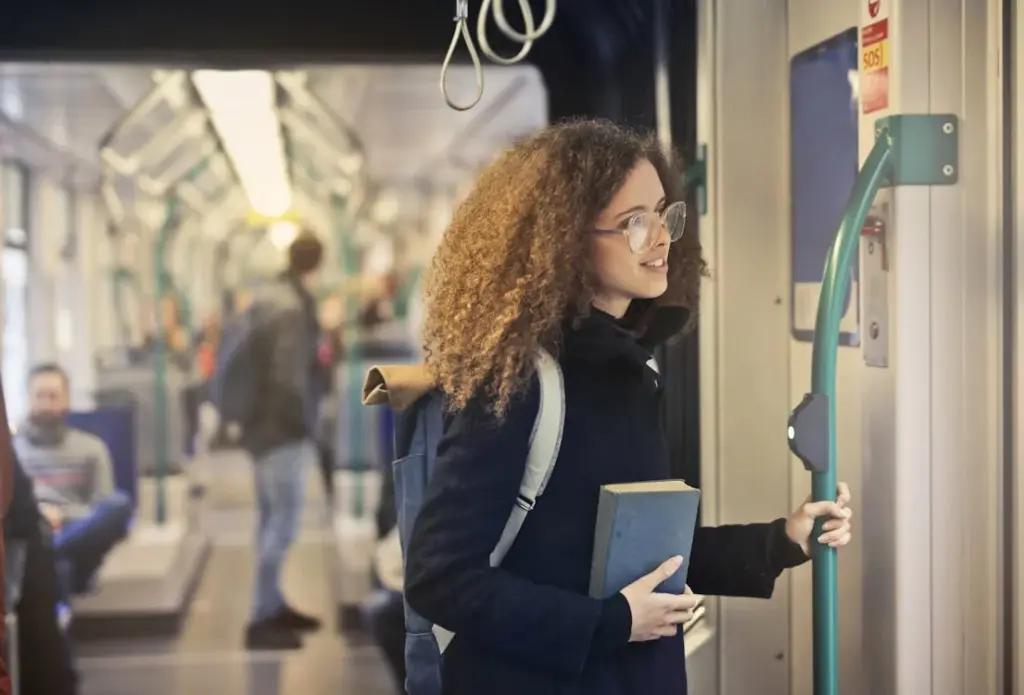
[13,363,132,594]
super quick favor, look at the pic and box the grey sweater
[13,425,115,521]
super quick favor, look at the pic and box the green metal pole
[332,194,364,518]
[152,195,180,525]
[151,159,210,525]
[392,267,422,320]
[804,129,892,695]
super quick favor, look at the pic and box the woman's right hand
[620,556,702,642]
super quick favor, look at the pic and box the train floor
[72,454,398,695]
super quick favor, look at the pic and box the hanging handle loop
[440,0,485,111]
[440,0,557,111]
[491,0,556,43]
[476,0,534,65]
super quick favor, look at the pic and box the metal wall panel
[856,0,1004,693]
[697,2,794,694]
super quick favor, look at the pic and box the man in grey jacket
[240,230,325,650]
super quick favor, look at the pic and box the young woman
[404,120,853,695]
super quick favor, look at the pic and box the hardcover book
[589,480,701,599]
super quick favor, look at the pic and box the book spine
[589,490,618,599]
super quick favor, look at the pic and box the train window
[2,162,29,422]
[2,162,28,249]
[53,185,74,354]
[2,247,28,416]
[61,184,77,260]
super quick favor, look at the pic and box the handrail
[789,126,893,695]
[110,266,139,348]
[331,194,367,517]
[152,194,180,526]
[440,0,556,111]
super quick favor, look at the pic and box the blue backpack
[212,310,260,425]
[362,350,566,695]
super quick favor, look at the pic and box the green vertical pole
[392,266,422,319]
[789,129,892,695]
[332,194,364,518]
[151,160,208,524]
[152,194,179,525]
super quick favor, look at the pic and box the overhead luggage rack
[99,70,245,226]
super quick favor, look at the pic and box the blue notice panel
[790,28,860,345]
[67,406,138,507]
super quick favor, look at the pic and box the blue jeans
[251,439,312,622]
[54,490,133,594]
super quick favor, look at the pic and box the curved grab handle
[477,0,534,65]
[790,128,893,695]
[440,0,556,110]
[492,0,556,43]
[441,2,485,111]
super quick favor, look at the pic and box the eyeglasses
[592,201,687,254]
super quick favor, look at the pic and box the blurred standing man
[214,230,325,650]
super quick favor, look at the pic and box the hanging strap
[434,348,565,652]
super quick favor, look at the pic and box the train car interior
[0,0,1017,694]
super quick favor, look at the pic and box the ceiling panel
[0,61,548,231]
[0,64,154,187]
[306,63,547,188]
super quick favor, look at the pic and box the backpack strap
[434,348,566,654]
[489,348,565,566]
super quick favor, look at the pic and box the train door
[700,0,1005,694]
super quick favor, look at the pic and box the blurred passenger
[6,450,78,695]
[313,298,345,501]
[403,120,855,695]
[14,364,132,595]
[162,296,193,371]
[196,313,222,381]
[136,297,192,370]
[226,230,324,650]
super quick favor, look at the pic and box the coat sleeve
[4,449,41,541]
[404,381,632,676]
[687,519,809,598]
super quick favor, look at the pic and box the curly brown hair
[422,119,707,418]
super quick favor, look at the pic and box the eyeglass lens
[625,201,687,253]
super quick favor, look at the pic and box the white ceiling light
[0,78,23,121]
[365,237,395,275]
[339,152,364,176]
[372,191,399,225]
[268,220,299,249]
[192,70,292,217]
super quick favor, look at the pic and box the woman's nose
[651,216,671,247]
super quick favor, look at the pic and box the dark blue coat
[405,310,808,695]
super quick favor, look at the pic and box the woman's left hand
[784,482,853,557]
